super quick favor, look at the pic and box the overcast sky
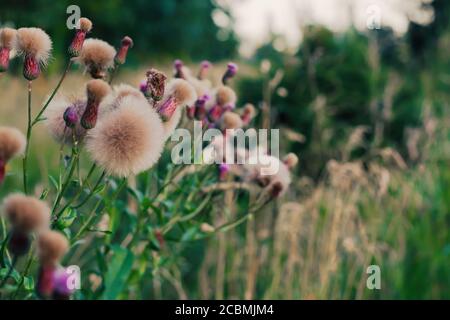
[218,0,434,56]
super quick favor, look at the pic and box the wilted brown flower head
[68,17,93,57]
[37,230,69,267]
[0,27,17,72]
[81,79,111,129]
[2,193,50,233]
[86,96,165,177]
[78,38,116,79]
[114,36,133,65]
[145,68,167,102]
[15,27,52,80]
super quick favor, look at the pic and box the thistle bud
[115,36,133,65]
[197,60,211,80]
[37,265,56,299]
[0,28,16,72]
[194,94,209,121]
[222,62,238,84]
[208,104,224,123]
[68,17,92,57]
[173,59,185,79]
[23,55,40,81]
[8,231,31,257]
[145,68,167,101]
[63,107,78,128]
[16,28,52,81]
[81,79,110,129]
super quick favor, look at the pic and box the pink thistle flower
[68,17,92,57]
[37,265,56,299]
[241,103,256,126]
[208,104,225,123]
[222,62,238,84]
[0,28,17,72]
[114,36,133,65]
[78,38,116,79]
[0,127,26,185]
[52,267,74,299]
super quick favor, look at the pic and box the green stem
[32,60,73,125]
[73,170,107,209]
[52,146,79,217]
[0,255,17,290]
[11,253,33,300]
[22,80,32,194]
[56,163,97,217]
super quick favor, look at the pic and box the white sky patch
[221,0,433,56]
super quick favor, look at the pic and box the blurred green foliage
[0,0,238,67]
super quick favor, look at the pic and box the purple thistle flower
[218,163,229,181]
[63,107,79,128]
[173,59,185,79]
[194,94,210,121]
[222,62,238,84]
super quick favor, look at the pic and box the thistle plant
[0,18,298,300]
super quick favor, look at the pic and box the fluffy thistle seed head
[216,86,237,107]
[81,79,111,129]
[283,153,299,170]
[15,27,52,80]
[2,193,51,233]
[0,126,26,162]
[0,27,17,49]
[0,28,17,72]
[100,83,146,116]
[37,230,69,267]
[68,17,93,57]
[78,38,116,79]
[221,111,243,130]
[44,96,87,144]
[157,79,196,121]
[241,103,256,125]
[79,17,93,32]
[198,60,211,80]
[86,96,165,177]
